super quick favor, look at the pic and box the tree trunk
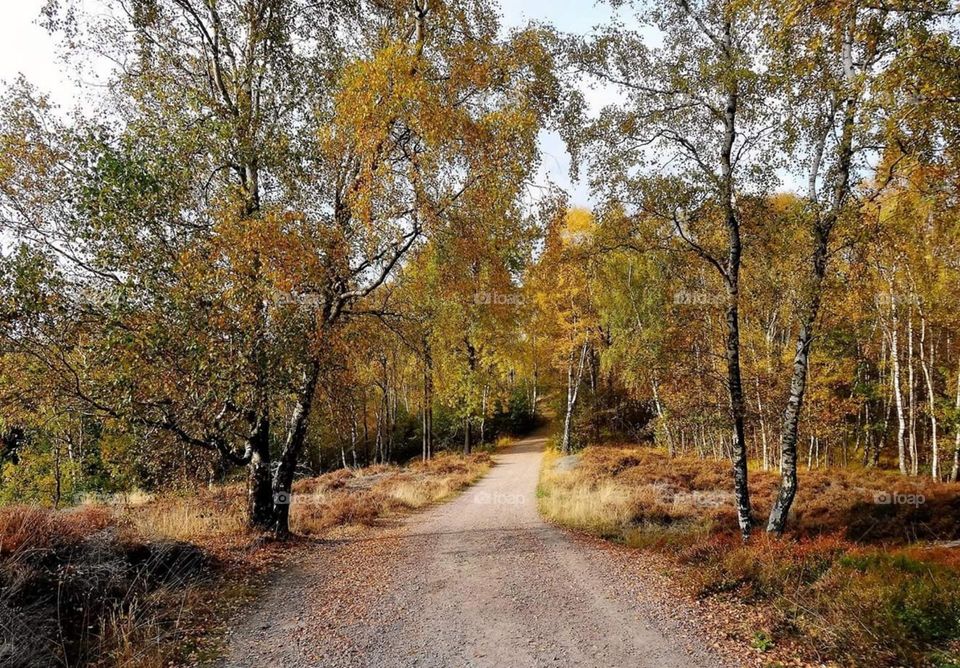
[908,313,918,475]
[719,57,753,539]
[271,359,321,537]
[53,440,62,509]
[247,414,274,530]
[422,345,434,461]
[952,354,960,482]
[480,385,488,444]
[651,377,674,456]
[422,376,430,462]
[890,304,908,474]
[463,416,472,455]
[879,332,893,468]
[350,410,359,468]
[532,364,539,415]
[756,374,769,471]
[766,19,858,533]
[561,341,589,455]
[919,316,938,479]
[724,273,753,537]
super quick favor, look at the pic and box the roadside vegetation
[539,444,960,667]
[0,452,491,667]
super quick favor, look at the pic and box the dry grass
[539,454,635,536]
[541,445,960,545]
[0,504,114,555]
[0,450,493,667]
[538,442,960,667]
[125,490,248,544]
[290,490,387,534]
[291,451,492,533]
[379,451,493,508]
[0,504,211,668]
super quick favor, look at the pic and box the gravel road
[219,430,733,668]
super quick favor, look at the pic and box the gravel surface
[218,431,736,668]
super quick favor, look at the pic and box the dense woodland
[1,0,959,542]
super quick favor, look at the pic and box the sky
[0,0,627,206]
[498,2,630,205]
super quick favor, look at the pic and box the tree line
[1,0,959,539]
[0,0,555,535]
[548,0,960,536]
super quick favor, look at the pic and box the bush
[0,505,212,667]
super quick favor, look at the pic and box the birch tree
[565,0,782,536]
[765,0,951,533]
[3,0,554,534]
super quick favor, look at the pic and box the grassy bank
[538,444,960,667]
[0,452,492,667]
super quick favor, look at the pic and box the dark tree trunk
[716,39,753,538]
[725,293,753,538]
[247,414,274,530]
[272,359,321,537]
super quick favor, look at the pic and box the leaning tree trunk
[271,359,321,537]
[766,18,858,534]
[765,265,823,534]
[767,150,851,533]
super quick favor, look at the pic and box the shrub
[0,505,211,667]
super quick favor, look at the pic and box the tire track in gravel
[218,429,737,668]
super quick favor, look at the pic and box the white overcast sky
[0,1,635,206]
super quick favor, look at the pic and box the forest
[1,0,959,666]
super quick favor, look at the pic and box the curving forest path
[218,429,733,667]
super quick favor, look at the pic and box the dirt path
[218,430,733,667]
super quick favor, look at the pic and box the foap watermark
[473,490,526,506]
[673,290,725,307]
[873,490,925,507]
[670,490,733,509]
[473,291,524,306]
[271,289,322,307]
[271,491,338,507]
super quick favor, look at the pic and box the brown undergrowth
[539,444,960,667]
[0,451,492,667]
